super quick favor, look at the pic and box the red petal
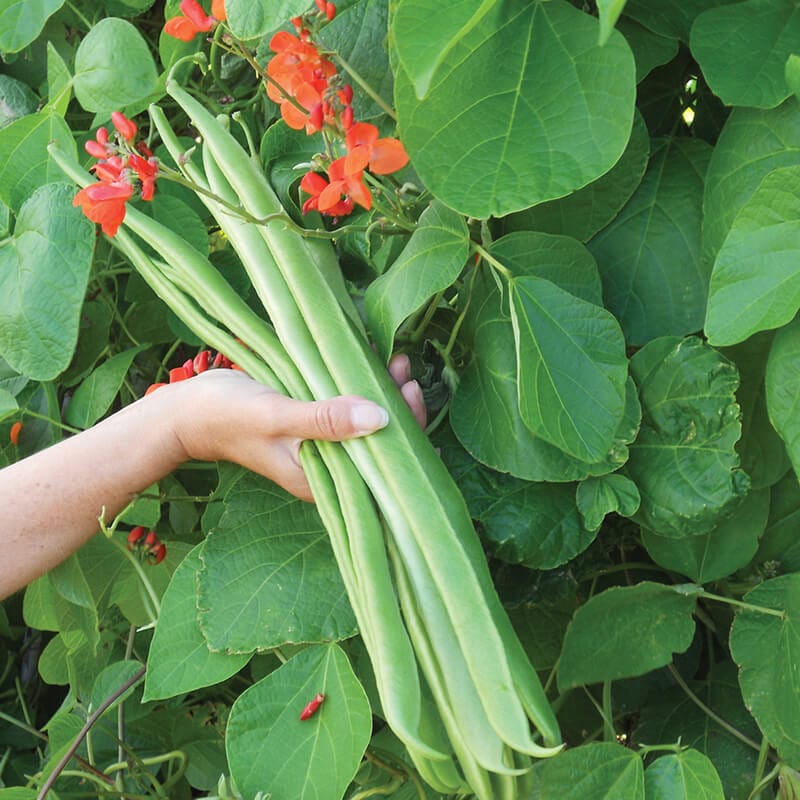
[111,111,137,142]
[368,138,410,175]
[164,15,201,40]
[180,0,214,30]
[345,122,378,152]
[300,171,328,196]
[211,0,226,20]
[347,175,372,210]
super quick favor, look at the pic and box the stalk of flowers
[144,347,241,396]
[73,112,159,237]
[264,3,410,218]
[164,0,226,42]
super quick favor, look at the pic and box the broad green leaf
[88,660,143,718]
[65,347,146,429]
[460,473,598,570]
[576,473,640,531]
[703,99,800,267]
[788,54,800,100]
[48,554,100,654]
[642,488,769,584]
[510,275,628,462]
[226,644,371,800]
[644,749,725,800]
[729,573,800,767]
[198,472,356,652]
[451,268,640,481]
[510,598,576,672]
[597,0,628,45]
[0,183,94,381]
[637,662,761,800]
[558,581,699,690]
[148,193,209,256]
[393,0,636,218]
[767,316,800,480]
[61,300,115,388]
[724,331,791,490]
[45,41,71,116]
[365,202,469,361]
[627,336,750,538]
[691,0,800,110]
[706,166,800,346]
[529,742,644,799]
[0,111,76,212]
[119,481,161,529]
[144,545,251,702]
[589,137,712,345]
[616,17,679,83]
[502,110,649,243]
[756,470,800,572]
[392,0,496,98]
[225,0,307,40]
[0,0,65,53]
[0,387,17,422]
[624,0,738,42]
[0,76,38,128]
[73,18,158,113]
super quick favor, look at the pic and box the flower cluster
[266,2,409,218]
[144,347,241,396]
[73,112,158,237]
[164,0,226,42]
[127,527,167,565]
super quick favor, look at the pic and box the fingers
[388,353,412,385]
[274,394,390,441]
[388,353,427,429]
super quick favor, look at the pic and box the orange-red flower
[300,157,371,217]
[128,153,159,201]
[111,111,137,142]
[345,122,409,175]
[73,181,134,237]
[164,0,225,41]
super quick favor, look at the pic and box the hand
[170,355,425,501]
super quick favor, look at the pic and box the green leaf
[0,0,65,53]
[703,99,800,268]
[705,166,800,346]
[451,265,640,481]
[45,41,72,116]
[392,0,496,98]
[589,137,712,345]
[767,316,800,481]
[616,17,679,83]
[0,111,76,212]
[73,18,158,113]
[788,53,800,100]
[558,582,699,690]
[88,660,143,718]
[636,662,761,800]
[48,554,100,654]
[0,76,38,129]
[641,488,769,585]
[393,0,636,218]
[0,183,94,381]
[690,0,800,110]
[724,331,791,490]
[644,749,725,800]
[576,473,640,532]
[627,336,750,538]
[597,0,628,45]
[756,470,800,572]
[365,201,469,362]
[64,347,145,429]
[624,0,736,42]
[198,472,356,652]
[501,110,650,243]
[225,0,307,40]
[145,545,251,701]
[119,481,161,529]
[529,742,645,799]
[148,193,209,256]
[729,573,800,767]
[0,387,17,422]
[510,275,628,462]
[226,644,371,800]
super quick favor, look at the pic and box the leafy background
[1,0,800,797]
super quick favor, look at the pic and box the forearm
[0,387,186,598]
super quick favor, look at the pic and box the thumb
[277,395,390,441]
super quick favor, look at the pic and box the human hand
[167,355,425,501]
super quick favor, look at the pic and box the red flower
[128,153,159,201]
[164,0,224,41]
[300,157,371,217]
[9,421,22,447]
[73,180,134,237]
[111,111,137,142]
[85,126,111,159]
[345,122,409,175]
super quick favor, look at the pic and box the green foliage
[2,0,800,797]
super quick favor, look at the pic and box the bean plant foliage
[2,0,800,798]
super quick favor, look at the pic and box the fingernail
[351,403,389,434]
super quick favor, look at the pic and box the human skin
[0,356,424,598]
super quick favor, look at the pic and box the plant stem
[602,681,615,742]
[36,666,146,799]
[699,590,786,620]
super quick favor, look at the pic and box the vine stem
[665,664,769,756]
[36,666,146,799]
[699,589,786,620]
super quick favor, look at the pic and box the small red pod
[144,530,158,548]
[150,542,167,564]
[299,693,325,721]
[127,526,146,549]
